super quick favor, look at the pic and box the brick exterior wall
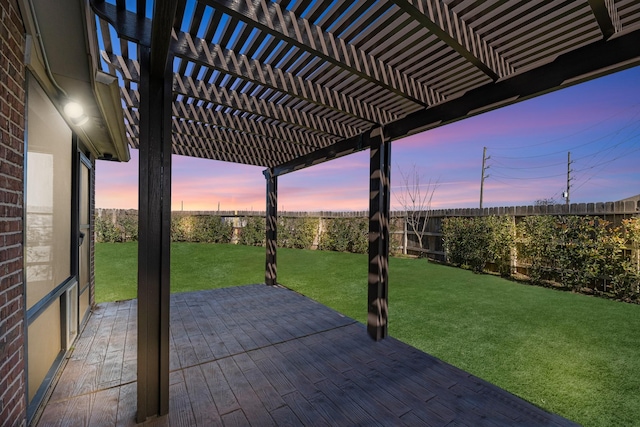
[0,0,26,425]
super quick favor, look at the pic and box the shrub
[609,218,640,299]
[442,216,513,275]
[119,212,138,241]
[95,215,120,243]
[484,215,515,277]
[319,217,369,254]
[517,215,558,284]
[171,215,232,243]
[516,215,639,299]
[239,216,265,246]
[441,217,468,267]
[554,216,611,292]
[278,217,319,249]
[198,216,233,243]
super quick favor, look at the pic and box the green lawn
[96,242,640,427]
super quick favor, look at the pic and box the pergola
[82,0,640,422]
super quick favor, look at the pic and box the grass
[96,242,640,427]
[95,242,265,302]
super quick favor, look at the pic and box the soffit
[22,0,130,161]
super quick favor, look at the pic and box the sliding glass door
[25,73,93,421]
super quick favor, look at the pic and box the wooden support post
[368,128,391,341]
[264,168,278,286]
[137,46,172,422]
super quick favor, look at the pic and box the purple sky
[96,65,640,212]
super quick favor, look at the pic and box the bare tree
[394,164,439,255]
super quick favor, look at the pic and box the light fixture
[64,100,89,126]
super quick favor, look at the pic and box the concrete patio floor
[36,284,577,426]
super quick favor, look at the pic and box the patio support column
[368,127,391,341]
[137,45,172,421]
[264,168,278,286]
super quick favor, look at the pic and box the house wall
[0,0,27,425]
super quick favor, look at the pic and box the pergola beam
[173,134,276,167]
[386,26,640,140]
[171,102,326,152]
[91,0,152,46]
[171,119,294,165]
[172,73,355,140]
[390,0,513,80]
[271,126,379,177]
[588,0,621,40]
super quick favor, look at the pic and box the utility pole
[480,146,490,209]
[564,151,572,212]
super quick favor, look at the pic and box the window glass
[26,77,72,309]
[27,302,61,402]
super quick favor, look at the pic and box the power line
[489,157,566,170]
[489,109,640,160]
[486,130,638,183]
[487,103,640,152]
[489,170,567,180]
[572,145,640,193]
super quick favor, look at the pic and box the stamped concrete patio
[36,284,577,426]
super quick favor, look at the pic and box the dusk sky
[96,65,640,212]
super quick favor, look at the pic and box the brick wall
[0,0,26,425]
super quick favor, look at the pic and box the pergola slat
[92,2,399,127]
[171,102,322,153]
[390,0,513,79]
[125,105,314,164]
[104,53,355,143]
[172,73,357,139]
[171,32,394,127]
[201,0,441,108]
[174,133,273,166]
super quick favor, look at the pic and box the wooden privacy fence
[96,200,639,255]
[402,200,640,260]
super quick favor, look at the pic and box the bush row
[95,213,138,243]
[442,215,514,276]
[95,214,382,254]
[442,215,640,301]
[171,215,233,243]
[96,214,234,243]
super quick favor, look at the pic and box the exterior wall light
[64,100,89,126]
